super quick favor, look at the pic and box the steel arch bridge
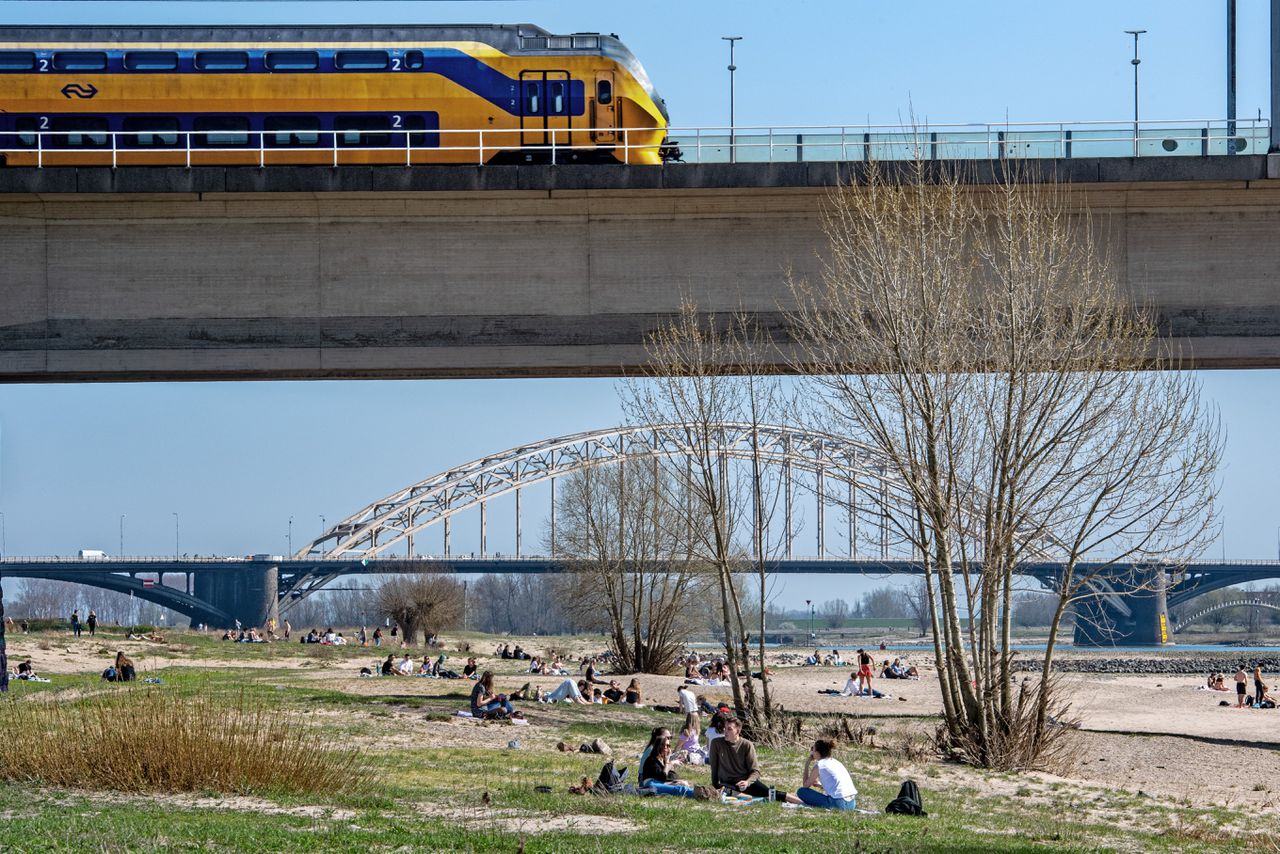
[1173,598,1280,634]
[297,421,1065,564]
[283,422,927,604]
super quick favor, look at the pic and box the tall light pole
[171,512,179,559]
[805,598,813,643]
[0,511,5,559]
[1124,29,1147,156]
[119,514,126,557]
[287,515,294,556]
[722,36,742,164]
[1227,0,1237,152]
[319,515,326,555]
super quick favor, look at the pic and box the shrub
[0,687,363,795]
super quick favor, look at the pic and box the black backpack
[885,779,926,816]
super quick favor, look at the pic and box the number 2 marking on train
[39,116,48,130]
[38,58,48,72]
[391,115,403,128]
[391,58,401,71]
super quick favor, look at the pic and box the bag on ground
[885,779,927,816]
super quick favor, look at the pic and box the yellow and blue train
[0,24,670,166]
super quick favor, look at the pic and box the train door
[520,70,571,152]
[591,71,617,144]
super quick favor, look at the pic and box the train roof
[0,24,575,52]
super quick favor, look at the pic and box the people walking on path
[87,610,98,637]
[70,610,81,638]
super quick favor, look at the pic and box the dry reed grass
[0,686,364,795]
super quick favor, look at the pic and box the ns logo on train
[0,24,672,166]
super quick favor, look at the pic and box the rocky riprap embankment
[1014,656,1280,674]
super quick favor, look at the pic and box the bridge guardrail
[2,118,1268,168]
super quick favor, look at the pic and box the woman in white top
[785,739,857,810]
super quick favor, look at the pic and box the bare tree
[549,463,700,673]
[621,304,790,732]
[819,598,849,629]
[789,157,1221,768]
[375,573,463,646]
[899,577,932,638]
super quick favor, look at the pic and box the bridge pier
[1073,566,1171,646]
[193,565,278,630]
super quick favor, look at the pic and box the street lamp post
[1124,29,1147,157]
[0,511,5,559]
[119,514,126,557]
[171,512,179,558]
[319,515,326,555]
[288,516,293,556]
[805,599,814,643]
[722,36,742,164]
[1228,0,1237,151]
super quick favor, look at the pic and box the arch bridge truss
[1173,598,1280,634]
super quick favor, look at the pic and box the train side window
[194,116,251,147]
[572,36,599,49]
[521,37,548,49]
[53,51,107,72]
[122,116,180,147]
[549,37,572,49]
[265,115,321,147]
[403,50,425,70]
[335,115,392,148]
[335,50,388,71]
[402,114,440,148]
[195,51,249,71]
[51,115,109,148]
[124,51,178,72]
[13,117,38,148]
[265,51,318,72]
[524,82,541,115]
[0,51,35,71]
[596,79,613,105]
[549,81,567,115]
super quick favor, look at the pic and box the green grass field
[0,629,1259,852]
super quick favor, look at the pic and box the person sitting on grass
[805,649,821,666]
[642,735,695,798]
[625,678,643,706]
[599,679,622,703]
[537,678,591,705]
[674,712,707,765]
[710,717,786,802]
[639,725,672,773]
[470,671,515,718]
[396,653,414,676]
[784,739,857,810]
[420,655,435,676]
[16,659,35,679]
[380,654,395,676]
[705,711,728,753]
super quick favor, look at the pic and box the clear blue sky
[1,1,1276,609]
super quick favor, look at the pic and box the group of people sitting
[528,655,570,676]
[638,714,858,810]
[533,676,646,706]
[101,651,136,683]
[222,628,269,643]
[371,653,479,679]
[8,658,47,682]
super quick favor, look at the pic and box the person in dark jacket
[641,735,694,798]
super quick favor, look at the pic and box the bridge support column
[1073,566,1170,646]
[194,565,279,630]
